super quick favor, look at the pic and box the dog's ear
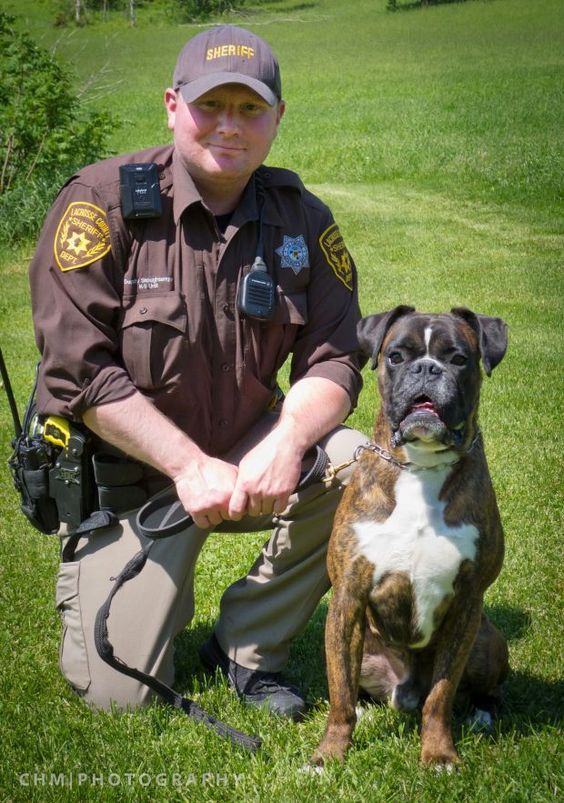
[357,306,416,370]
[451,307,508,376]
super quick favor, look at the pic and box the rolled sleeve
[67,365,136,418]
[30,179,132,420]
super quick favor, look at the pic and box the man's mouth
[209,142,246,152]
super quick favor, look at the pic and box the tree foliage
[53,0,255,26]
[175,0,241,22]
[0,11,114,244]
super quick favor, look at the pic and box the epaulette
[258,165,305,193]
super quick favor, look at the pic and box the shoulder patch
[319,223,353,291]
[53,202,111,272]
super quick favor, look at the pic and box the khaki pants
[55,420,366,709]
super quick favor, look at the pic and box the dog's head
[357,306,508,449]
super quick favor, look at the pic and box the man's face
[165,83,285,188]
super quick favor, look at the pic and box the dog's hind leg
[462,613,509,731]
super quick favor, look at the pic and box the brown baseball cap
[173,25,282,106]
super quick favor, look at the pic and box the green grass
[1,0,563,800]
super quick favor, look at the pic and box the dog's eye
[451,354,468,366]
[388,351,404,365]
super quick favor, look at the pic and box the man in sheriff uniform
[29,25,366,718]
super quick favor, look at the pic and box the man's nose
[217,108,240,133]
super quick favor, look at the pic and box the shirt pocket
[120,293,187,390]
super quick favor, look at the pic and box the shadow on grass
[388,0,471,11]
[170,602,561,739]
[487,603,532,642]
[173,619,218,693]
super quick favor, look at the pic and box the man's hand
[228,377,352,520]
[173,457,239,529]
[228,427,302,520]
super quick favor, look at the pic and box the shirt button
[221,363,231,372]
[219,419,229,427]
[222,304,230,315]
[139,307,148,315]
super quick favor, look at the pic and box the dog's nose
[410,359,443,377]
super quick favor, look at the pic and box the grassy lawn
[0,0,562,800]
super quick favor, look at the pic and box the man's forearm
[84,393,242,529]
[227,376,352,518]
[82,391,203,480]
[276,377,352,453]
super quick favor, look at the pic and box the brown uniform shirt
[30,145,363,456]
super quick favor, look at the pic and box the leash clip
[323,456,358,484]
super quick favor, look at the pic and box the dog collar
[353,429,482,472]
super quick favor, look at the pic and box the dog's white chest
[354,467,478,648]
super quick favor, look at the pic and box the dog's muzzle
[392,400,464,448]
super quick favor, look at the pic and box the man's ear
[164,88,179,131]
[451,307,508,376]
[357,306,415,370]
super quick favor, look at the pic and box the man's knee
[60,649,174,711]
[319,425,366,485]
[76,677,156,711]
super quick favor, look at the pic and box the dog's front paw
[420,743,461,770]
[311,735,350,766]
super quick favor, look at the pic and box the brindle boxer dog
[312,306,509,769]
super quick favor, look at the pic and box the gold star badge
[54,202,111,271]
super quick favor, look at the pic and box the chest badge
[276,234,309,275]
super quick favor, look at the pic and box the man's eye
[388,352,404,365]
[242,103,263,115]
[197,100,221,112]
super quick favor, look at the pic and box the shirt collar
[172,151,205,223]
[171,153,285,228]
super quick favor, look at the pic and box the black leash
[93,444,329,752]
[93,542,262,752]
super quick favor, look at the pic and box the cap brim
[177,72,278,106]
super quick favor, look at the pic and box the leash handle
[136,444,329,540]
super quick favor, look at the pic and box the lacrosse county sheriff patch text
[319,223,353,290]
[54,202,111,271]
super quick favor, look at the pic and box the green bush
[0,11,114,245]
